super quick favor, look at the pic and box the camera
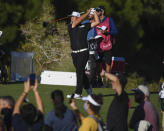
[29,73,36,86]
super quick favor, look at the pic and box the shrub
[126,72,163,92]
[20,1,72,75]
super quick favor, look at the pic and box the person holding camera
[12,78,44,131]
[67,9,100,99]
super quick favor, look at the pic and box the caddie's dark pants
[71,50,90,94]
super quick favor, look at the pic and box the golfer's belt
[72,48,88,53]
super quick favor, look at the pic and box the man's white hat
[133,85,150,97]
[69,11,80,17]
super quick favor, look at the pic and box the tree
[20,1,72,74]
[0,0,43,51]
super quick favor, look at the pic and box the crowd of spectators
[0,71,161,131]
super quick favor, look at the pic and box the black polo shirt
[68,23,91,50]
[107,90,129,131]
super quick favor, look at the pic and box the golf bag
[85,36,103,88]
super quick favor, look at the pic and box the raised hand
[31,79,38,92]
[24,79,31,93]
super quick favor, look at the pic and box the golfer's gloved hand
[90,8,96,15]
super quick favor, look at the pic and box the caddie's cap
[96,6,105,12]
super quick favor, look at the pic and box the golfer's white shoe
[66,93,82,99]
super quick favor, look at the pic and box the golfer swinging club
[67,9,100,99]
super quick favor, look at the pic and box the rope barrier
[102,91,159,97]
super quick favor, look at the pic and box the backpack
[88,115,107,131]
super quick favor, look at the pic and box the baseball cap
[82,95,101,106]
[96,6,105,12]
[132,85,150,97]
[98,6,105,11]
[68,11,80,17]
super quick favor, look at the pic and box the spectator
[0,118,4,131]
[44,90,78,131]
[96,6,118,88]
[12,79,44,131]
[0,96,3,113]
[159,82,164,131]
[0,96,15,131]
[130,85,159,131]
[70,94,104,131]
[0,96,4,131]
[67,9,100,99]
[1,96,15,110]
[100,70,129,131]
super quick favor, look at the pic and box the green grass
[0,83,161,130]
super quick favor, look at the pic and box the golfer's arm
[91,12,100,28]
[72,11,90,28]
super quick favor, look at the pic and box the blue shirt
[81,20,97,40]
[45,108,77,131]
